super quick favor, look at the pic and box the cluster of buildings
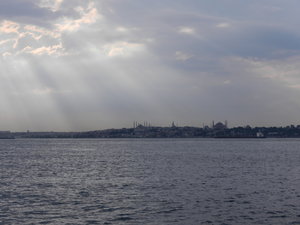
[3,121,300,139]
[0,131,14,139]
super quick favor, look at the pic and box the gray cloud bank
[1,0,300,131]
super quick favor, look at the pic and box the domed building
[212,121,228,130]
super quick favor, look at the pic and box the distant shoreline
[2,124,300,139]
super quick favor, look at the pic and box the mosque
[212,121,228,130]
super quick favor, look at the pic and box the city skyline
[1,0,300,131]
[3,121,300,139]
[4,119,300,133]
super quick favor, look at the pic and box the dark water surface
[1,138,299,225]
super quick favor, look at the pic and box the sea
[0,138,299,225]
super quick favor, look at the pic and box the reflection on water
[1,139,300,224]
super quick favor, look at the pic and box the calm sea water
[0,138,299,225]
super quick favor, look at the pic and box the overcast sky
[1,0,300,131]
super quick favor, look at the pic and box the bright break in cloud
[1,0,300,131]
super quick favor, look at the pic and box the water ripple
[0,138,300,224]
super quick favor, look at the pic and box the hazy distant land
[3,122,300,139]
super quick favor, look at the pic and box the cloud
[55,2,99,32]
[24,24,60,38]
[175,51,193,61]
[103,41,145,57]
[2,0,300,130]
[0,20,20,33]
[32,86,70,95]
[0,1,100,57]
[235,56,300,88]
[178,26,196,35]
[39,0,64,12]
[22,44,64,56]
[216,23,231,28]
[0,0,60,27]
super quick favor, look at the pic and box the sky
[1,0,300,131]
